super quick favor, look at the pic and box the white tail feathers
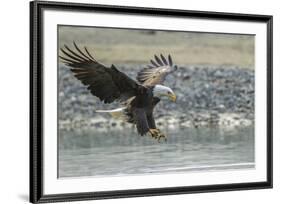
[96,107,127,120]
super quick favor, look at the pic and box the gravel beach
[58,63,254,131]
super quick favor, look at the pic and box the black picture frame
[30,1,273,203]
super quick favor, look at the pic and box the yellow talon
[158,133,167,142]
[148,128,167,142]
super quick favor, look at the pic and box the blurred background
[58,26,254,67]
[58,26,255,178]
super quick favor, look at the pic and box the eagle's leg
[148,129,160,139]
[149,129,167,142]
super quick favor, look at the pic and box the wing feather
[150,59,158,67]
[160,54,168,65]
[154,55,164,66]
[137,54,177,86]
[72,42,94,61]
[59,42,142,103]
[64,44,89,61]
[60,47,83,63]
[84,46,96,61]
[168,54,173,66]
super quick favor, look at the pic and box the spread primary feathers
[60,42,178,141]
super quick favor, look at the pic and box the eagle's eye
[167,91,171,94]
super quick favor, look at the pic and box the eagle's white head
[152,84,176,102]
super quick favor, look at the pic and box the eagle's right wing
[136,54,177,86]
[60,42,143,104]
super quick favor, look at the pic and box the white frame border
[42,9,268,195]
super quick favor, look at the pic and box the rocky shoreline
[59,64,254,131]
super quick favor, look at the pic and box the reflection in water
[58,126,254,178]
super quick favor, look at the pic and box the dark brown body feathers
[59,42,175,136]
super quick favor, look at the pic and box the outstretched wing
[59,42,141,104]
[136,54,177,86]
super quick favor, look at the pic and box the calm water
[58,126,254,178]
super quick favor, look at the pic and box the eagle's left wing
[136,54,177,86]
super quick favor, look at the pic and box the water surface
[58,126,254,178]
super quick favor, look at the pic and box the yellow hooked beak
[168,93,177,102]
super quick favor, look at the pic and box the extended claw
[148,128,167,142]
[157,132,167,142]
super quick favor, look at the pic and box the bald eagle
[59,42,177,141]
